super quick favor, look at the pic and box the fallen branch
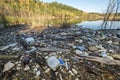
[39,48,70,52]
[0,55,18,60]
[73,55,120,66]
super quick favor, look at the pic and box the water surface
[77,20,120,30]
[35,18,120,30]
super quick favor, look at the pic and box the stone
[112,42,119,45]
[88,46,98,51]
[75,50,89,56]
[0,45,10,51]
[24,65,30,71]
[75,39,83,43]
[3,62,15,72]
[16,66,21,70]
[12,47,21,52]
[111,54,120,60]
[107,41,112,44]
[44,68,50,73]
[76,46,85,51]
[69,70,74,75]
[72,68,78,74]
[75,50,83,55]
[0,24,4,29]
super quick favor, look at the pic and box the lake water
[77,20,120,30]
[48,18,120,30]
[33,18,120,30]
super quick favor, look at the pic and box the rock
[0,22,120,80]
[33,67,38,73]
[100,35,106,40]
[0,24,4,30]
[112,42,119,45]
[44,68,50,73]
[69,70,74,75]
[0,45,10,51]
[100,50,113,60]
[3,62,15,72]
[107,41,112,44]
[76,46,85,51]
[75,50,89,56]
[12,47,21,52]
[102,73,115,80]
[75,78,79,80]
[108,49,114,53]
[24,65,30,71]
[16,66,21,70]
[72,68,78,74]
[75,39,83,43]
[111,54,120,60]
[25,37,35,45]
[75,50,83,55]
[26,47,37,53]
[23,55,31,65]
[88,46,98,51]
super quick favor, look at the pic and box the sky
[42,0,110,13]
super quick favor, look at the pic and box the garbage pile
[0,25,120,80]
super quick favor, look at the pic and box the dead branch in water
[73,55,120,66]
[101,0,120,30]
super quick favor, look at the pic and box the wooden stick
[39,48,70,52]
[72,56,120,65]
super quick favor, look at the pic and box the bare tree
[101,0,120,29]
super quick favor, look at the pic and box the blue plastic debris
[76,46,85,51]
[58,59,65,65]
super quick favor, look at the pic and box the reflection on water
[47,18,84,26]
[33,18,120,30]
[77,20,120,30]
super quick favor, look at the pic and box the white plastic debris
[0,46,9,51]
[9,43,17,47]
[75,50,83,55]
[101,50,113,60]
[107,40,112,44]
[36,71,41,76]
[101,50,108,58]
[65,62,69,70]
[0,43,17,51]
[25,37,35,45]
[26,47,37,53]
[47,56,60,71]
[24,65,30,71]
[3,62,15,72]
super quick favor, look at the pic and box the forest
[0,0,101,27]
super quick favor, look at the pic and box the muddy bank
[0,25,120,80]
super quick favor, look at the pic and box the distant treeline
[0,0,117,27]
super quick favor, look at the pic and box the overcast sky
[42,0,109,13]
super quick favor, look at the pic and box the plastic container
[47,56,60,71]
